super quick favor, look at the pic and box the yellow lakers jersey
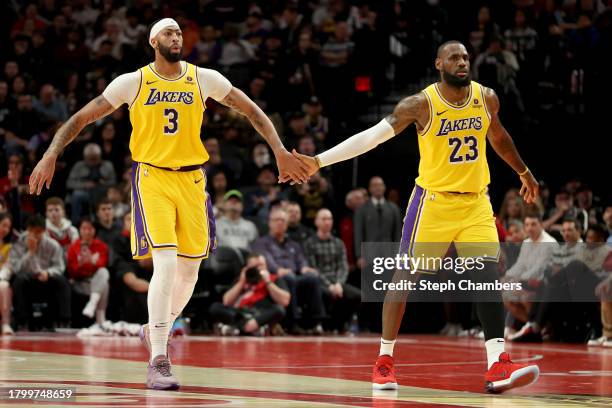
[129,62,208,168]
[415,81,491,193]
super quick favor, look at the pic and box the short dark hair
[26,214,45,230]
[45,196,65,209]
[247,252,263,262]
[95,198,113,212]
[78,216,96,230]
[524,212,542,222]
[587,224,608,241]
[437,40,464,57]
[562,217,582,231]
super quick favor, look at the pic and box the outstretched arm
[29,95,116,195]
[292,93,428,175]
[219,87,309,184]
[484,87,539,204]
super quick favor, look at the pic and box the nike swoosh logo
[436,110,448,116]
[146,80,158,85]
[194,178,203,184]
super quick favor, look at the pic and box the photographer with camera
[209,253,290,336]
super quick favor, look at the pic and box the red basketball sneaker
[485,352,539,393]
[372,355,398,390]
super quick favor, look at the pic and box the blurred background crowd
[0,0,610,344]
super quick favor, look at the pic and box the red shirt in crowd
[66,238,109,279]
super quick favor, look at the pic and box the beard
[442,69,471,88]
[158,43,182,62]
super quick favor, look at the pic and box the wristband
[518,167,530,176]
[314,155,322,169]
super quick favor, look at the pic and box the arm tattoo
[384,94,425,134]
[47,96,114,155]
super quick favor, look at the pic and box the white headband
[149,18,180,47]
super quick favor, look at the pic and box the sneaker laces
[377,362,392,377]
[154,359,172,377]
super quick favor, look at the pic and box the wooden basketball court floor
[0,334,610,407]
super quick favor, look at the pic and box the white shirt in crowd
[216,217,259,252]
[505,230,559,281]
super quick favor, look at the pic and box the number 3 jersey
[102,61,232,169]
[415,81,491,193]
[129,62,207,168]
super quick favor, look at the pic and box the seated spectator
[339,188,367,272]
[498,192,525,231]
[502,214,558,327]
[243,165,284,225]
[112,212,151,323]
[251,207,325,333]
[2,95,41,157]
[9,215,70,330]
[289,172,334,227]
[67,143,116,225]
[510,218,608,342]
[0,152,33,226]
[106,186,129,221]
[193,25,222,66]
[45,197,78,253]
[91,17,129,60]
[66,218,109,325]
[217,190,259,252]
[94,198,121,246]
[285,201,314,248]
[603,206,612,244]
[209,253,290,335]
[304,209,360,332]
[503,220,526,269]
[33,84,68,122]
[304,97,329,144]
[543,190,587,236]
[0,213,14,334]
[209,168,229,218]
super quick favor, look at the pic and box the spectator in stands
[284,111,309,141]
[217,190,259,252]
[502,214,558,326]
[209,169,229,218]
[3,94,41,156]
[67,143,116,224]
[0,153,33,225]
[243,165,284,225]
[604,207,612,244]
[66,217,109,325]
[469,6,501,55]
[45,197,78,253]
[304,97,329,144]
[543,190,587,236]
[304,208,360,332]
[95,121,127,176]
[503,219,526,269]
[33,84,68,122]
[194,25,222,66]
[123,8,147,46]
[296,134,317,157]
[0,213,14,334]
[289,172,334,227]
[209,253,290,336]
[106,186,129,221]
[320,21,355,119]
[285,32,319,111]
[354,176,402,269]
[285,201,314,248]
[10,215,70,330]
[113,212,151,323]
[251,207,325,333]
[498,191,525,231]
[0,80,14,125]
[94,198,121,246]
[91,17,129,60]
[340,188,367,272]
[505,9,538,67]
[510,218,590,342]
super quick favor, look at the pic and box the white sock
[379,338,396,357]
[148,250,177,362]
[485,338,505,369]
[95,309,106,325]
[168,258,201,329]
[82,293,101,318]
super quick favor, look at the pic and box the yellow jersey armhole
[194,65,206,107]
[417,90,433,136]
[128,69,143,111]
[479,84,491,120]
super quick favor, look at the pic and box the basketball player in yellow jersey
[293,41,541,393]
[29,18,309,390]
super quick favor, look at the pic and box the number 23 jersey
[102,61,232,168]
[415,81,491,193]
